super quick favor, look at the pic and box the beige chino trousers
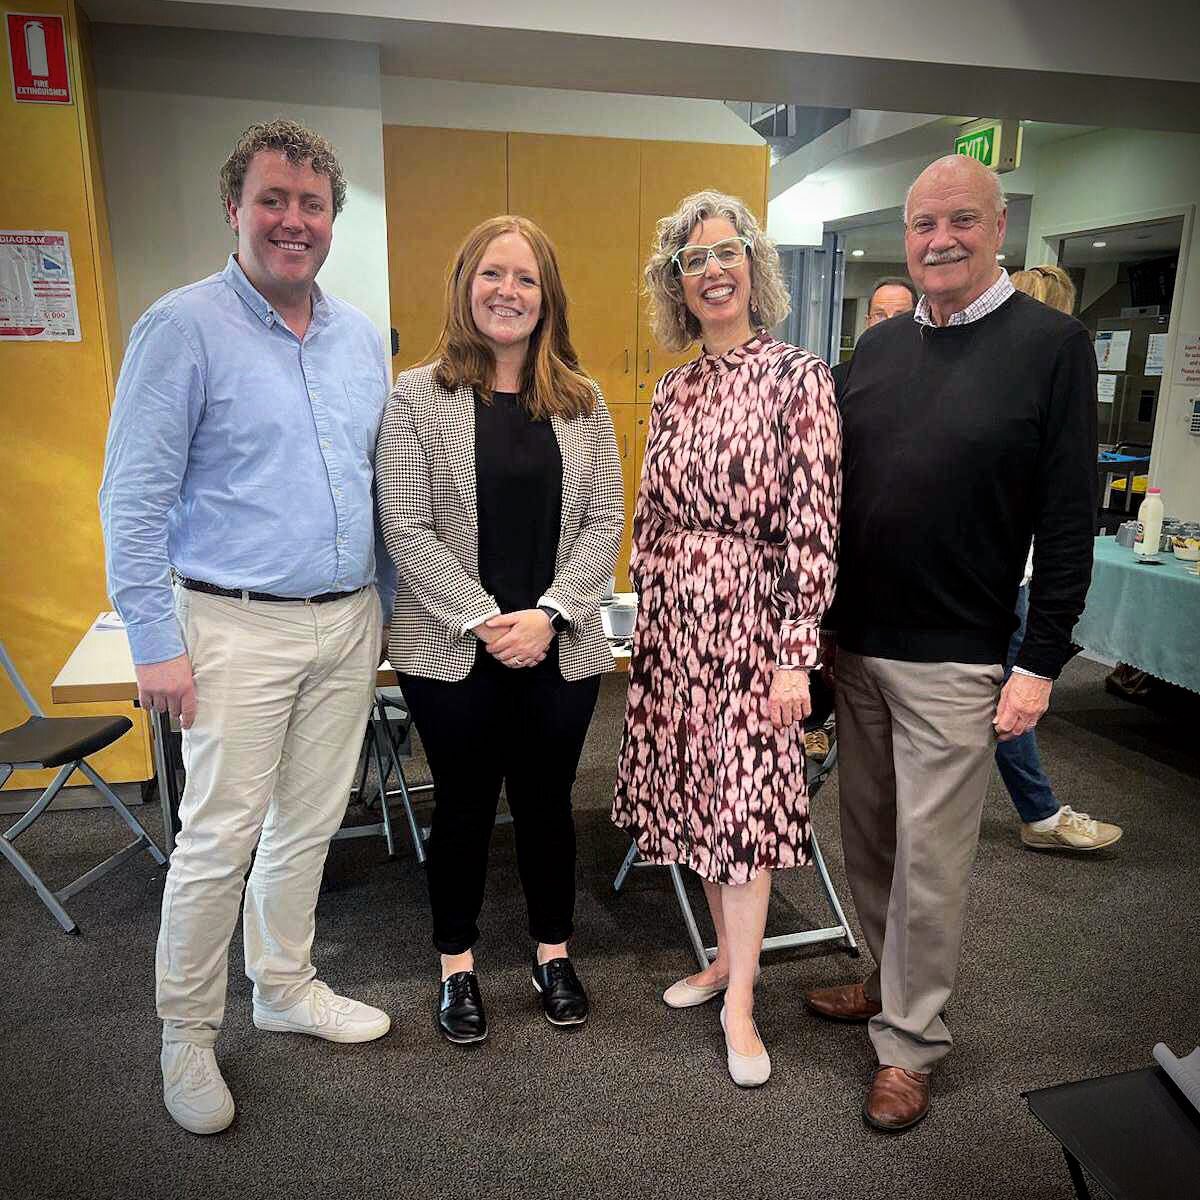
[835,650,1003,1074]
[156,585,380,1047]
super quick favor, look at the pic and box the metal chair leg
[612,841,639,892]
[1,759,166,933]
[367,726,396,858]
[0,829,77,932]
[376,695,427,864]
[352,729,373,805]
[77,761,166,864]
[810,827,858,955]
[667,864,712,971]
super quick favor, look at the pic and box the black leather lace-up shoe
[531,955,589,1027]
[437,971,488,1045]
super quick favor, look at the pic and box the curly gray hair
[643,190,790,352]
[219,118,347,224]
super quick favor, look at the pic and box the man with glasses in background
[828,276,918,393]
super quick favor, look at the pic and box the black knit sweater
[830,291,1098,678]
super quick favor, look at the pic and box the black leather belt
[178,577,364,604]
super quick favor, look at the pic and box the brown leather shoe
[803,982,882,1023]
[863,1066,931,1131]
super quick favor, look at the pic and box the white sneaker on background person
[252,979,391,1043]
[161,1042,235,1135]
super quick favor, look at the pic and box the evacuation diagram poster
[0,230,81,340]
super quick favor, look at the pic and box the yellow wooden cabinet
[635,140,770,392]
[507,134,641,410]
[380,128,769,588]
[382,126,508,372]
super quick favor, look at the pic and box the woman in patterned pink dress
[611,191,840,1085]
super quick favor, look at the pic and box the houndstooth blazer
[375,362,624,682]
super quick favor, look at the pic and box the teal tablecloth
[1072,536,1200,693]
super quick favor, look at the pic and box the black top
[829,293,1097,678]
[474,390,563,615]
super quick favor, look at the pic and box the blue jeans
[994,585,1059,823]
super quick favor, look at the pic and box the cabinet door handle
[624,349,630,373]
[623,434,629,457]
[645,349,651,373]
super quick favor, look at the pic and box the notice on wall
[1094,329,1131,372]
[1174,333,1200,387]
[0,231,81,341]
[1097,374,1118,404]
[1146,332,1168,377]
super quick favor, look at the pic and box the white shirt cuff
[1011,665,1051,680]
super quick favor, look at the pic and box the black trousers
[399,649,602,955]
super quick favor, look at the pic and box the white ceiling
[78,0,1200,132]
[1059,218,1183,265]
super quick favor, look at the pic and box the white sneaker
[161,1042,235,1135]
[252,979,391,1043]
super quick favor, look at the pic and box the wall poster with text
[0,231,81,341]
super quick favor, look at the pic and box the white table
[51,616,402,855]
[52,608,634,854]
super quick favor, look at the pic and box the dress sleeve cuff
[776,619,820,670]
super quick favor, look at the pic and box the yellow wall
[0,0,151,788]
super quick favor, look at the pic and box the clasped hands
[475,609,554,669]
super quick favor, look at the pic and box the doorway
[1056,218,1182,463]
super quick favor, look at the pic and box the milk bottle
[1134,486,1164,557]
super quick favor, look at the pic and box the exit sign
[953,119,1022,173]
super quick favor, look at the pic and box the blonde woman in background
[611,190,841,1086]
[997,264,1122,853]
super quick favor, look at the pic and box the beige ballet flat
[663,967,761,1009]
[663,974,727,1008]
[720,1005,771,1087]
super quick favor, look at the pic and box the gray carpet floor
[2,656,1197,1200]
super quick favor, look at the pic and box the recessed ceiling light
[1092,240,1107,248]
[996,253,1006,261]
[850,249,865,257]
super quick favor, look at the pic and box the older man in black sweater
[807,155,1097,1131]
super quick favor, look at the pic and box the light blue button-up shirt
[100,255,395,664]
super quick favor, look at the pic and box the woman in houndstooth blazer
[375,216,623,1047]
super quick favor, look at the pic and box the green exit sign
[955,124,996,165]
[953,119,1023,173]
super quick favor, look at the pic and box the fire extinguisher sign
[7,12,72,105]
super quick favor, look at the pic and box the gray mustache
[923,251,970,265]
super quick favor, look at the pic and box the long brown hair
[428,215,596,420]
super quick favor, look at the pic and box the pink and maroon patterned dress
[611,333,841,885]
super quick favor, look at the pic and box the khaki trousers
[156,586,380,1048]
[835,651,1003,1074]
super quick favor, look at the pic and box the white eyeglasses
[672,236,751,276]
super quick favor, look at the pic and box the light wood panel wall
[382,127,768,587]
[0,1,151,788]
[383,126,508,370]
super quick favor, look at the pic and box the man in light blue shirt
[99,119,396,1136]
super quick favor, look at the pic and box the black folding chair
[0,638,166,932]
